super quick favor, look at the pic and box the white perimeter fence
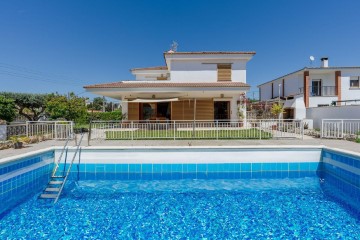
[90,119,304,141]
[7,121,74,140]
[321,119,360,139]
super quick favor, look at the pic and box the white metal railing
[90,119,304,141]
[7,121,74,140]
[321,119,360,138]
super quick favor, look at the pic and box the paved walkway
[1,134,359,159]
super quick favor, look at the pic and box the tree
[87,97,105,111]
[46,92,88,123]
[0,92,48,121]
[0,95,17,122]
[270,103,284,119]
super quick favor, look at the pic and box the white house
[84,51,255,121]
[258,58,360,120]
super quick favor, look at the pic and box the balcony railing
[299,86,336,96]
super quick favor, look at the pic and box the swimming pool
[1,146,360,238]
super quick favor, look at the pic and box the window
[350,76,360,88]
[311,79,322,96]
[217,64,231,81]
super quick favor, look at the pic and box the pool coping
[1,145,360,166]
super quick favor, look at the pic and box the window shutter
[217,64,231,81]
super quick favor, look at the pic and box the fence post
[54,122,58,140]
[216,120,219,140]
[131,121,134,140]
[88,120,92,146]
[321,120,324,138]
[341,119,344,139]
[259,120,262,140]
[301,120,304,140]
[26,121,29,137]
[173,121,176,140]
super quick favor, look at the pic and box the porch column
[231,96,239,121]
[335,71,341,105]
[121,98,128,119]
[303,71,310,107]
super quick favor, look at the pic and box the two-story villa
[257,58,360,119]
[84,51,255,121]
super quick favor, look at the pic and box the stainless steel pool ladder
[39,133,84,203]
[51,134,72,177]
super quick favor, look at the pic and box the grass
[105,128,272,140]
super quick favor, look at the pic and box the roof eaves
[130,66,168,71]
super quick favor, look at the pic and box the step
[49,181,63,185]
[39,194,57,199]
[45,187,60,192]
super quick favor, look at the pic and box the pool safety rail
[7,121,74,140]
[321,119,360,139]
[89,119,304,141]
[39,133,84,203]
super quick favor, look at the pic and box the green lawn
[105,128,272,140]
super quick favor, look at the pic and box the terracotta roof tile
[131,66,168,71]
[84,81,250,89]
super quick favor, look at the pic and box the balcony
[299,86,336,97]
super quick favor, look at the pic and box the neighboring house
[257,58,360,120]
[84,51,255,121]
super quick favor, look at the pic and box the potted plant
[10,136,23,149]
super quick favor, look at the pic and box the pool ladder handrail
[54,133,84,203]
[51,133,73,177]
[39,133,84,203]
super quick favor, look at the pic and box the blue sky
[1,0,360,100]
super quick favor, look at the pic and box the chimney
[321,57,329,68]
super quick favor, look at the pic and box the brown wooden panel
[217,64,231,81]
[171,100,194,120]
[195,99,214,120]
[128,102,139,120]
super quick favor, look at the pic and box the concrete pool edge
[2,145,360,165]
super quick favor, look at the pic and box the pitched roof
[164,51,256,55]
[130,66,168,71]
[84,81,250,89]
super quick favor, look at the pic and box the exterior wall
[260,83,272,100]
[341,76,360,101]
[309,96,337,107]
[284,75,302,97]
[135,74,158,81]
[306,105,360,129]
[170,60,247,83]
[308,72,335,88]
[339,69,360,103]
[259,73,302,101]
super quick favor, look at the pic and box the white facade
[258,62,360,120]
[131,53,250,83]
[85,51,255,121]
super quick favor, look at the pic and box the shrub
[89,110,123,121]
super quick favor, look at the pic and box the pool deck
[1,134,359,160]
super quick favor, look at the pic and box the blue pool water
[1,178,359,239]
